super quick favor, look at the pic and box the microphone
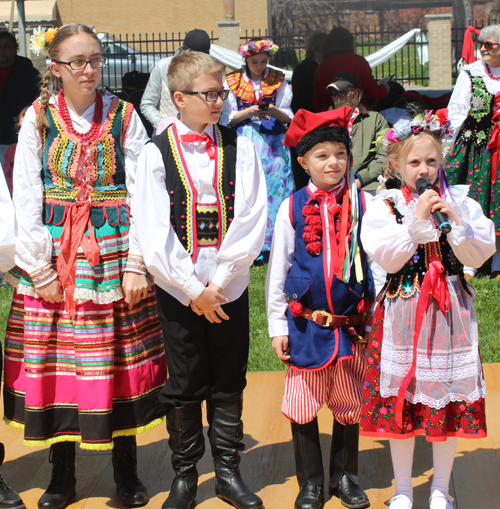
[415,178,452,234]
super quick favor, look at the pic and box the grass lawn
[1,269,499,371]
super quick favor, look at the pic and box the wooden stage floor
[2,364,499,509]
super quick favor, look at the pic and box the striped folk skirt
[3,289,167,450]
[281,342,366,426]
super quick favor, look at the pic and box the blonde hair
[167,50,226,109]
[36,24,102,130]
[379,130,443,189]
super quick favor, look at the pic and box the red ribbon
[487,93,500,184]
[395,255,450,428]
[56,201,100,318]
[180,133,216,160]
[462,26,481,65]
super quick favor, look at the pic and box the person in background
[221,38,294,262]
[328,72,389,194]
[312,27,388,113]
[291,32,327,114]
[140,29,211,130]
[444,24,500,280]
[0,31,40,162]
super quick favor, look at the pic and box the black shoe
[208,397,263,509]
[294,482,324,509]
[329,422,369,509]
[291,419,324,509]
[330,474,369,509]
[162,404,205,509]
[38,442,76,509]
[113,436,148,507]
[0,443,25,509]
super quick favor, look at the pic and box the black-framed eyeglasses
[477,40,500,50]
[52,58,107,70]
[180,89,230,102]
[330,89,354,98]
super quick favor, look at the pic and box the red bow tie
[180,133,216,160]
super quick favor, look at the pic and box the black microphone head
[416,177,433,195]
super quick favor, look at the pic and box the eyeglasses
[180,90,230,102]
[330,89,355,98]
[477,40,500,50]
[52,58,107,70]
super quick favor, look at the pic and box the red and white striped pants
[282,343,366,426]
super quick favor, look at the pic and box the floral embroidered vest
[459,72,494,147]
[379,198,469,301]
[33,94,134,227]
[151,123,237,260]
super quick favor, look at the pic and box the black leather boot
[112,436,148,507]
[0,443,25,509]
[329,422,370,509]
[162,404,205,509]
[208,397,263,509]
[38,442,76,509]
[291,419,324,509]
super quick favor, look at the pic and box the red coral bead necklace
[485,63,500,81]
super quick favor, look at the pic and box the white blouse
[448,60,500,144]
[13,90,149,283]
[0,167,15,273]
[220,67,294,126]
[360,187,496,274]
[265,180,386,338]
[133,118,267,306]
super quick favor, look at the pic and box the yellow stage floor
[2,364,499,509]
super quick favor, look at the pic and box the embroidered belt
[295,306,372,328]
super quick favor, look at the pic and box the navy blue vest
[284,186,375,370]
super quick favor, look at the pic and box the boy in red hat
[266,106,382,509]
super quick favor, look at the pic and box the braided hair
[36,24,102,130]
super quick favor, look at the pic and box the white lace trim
[405,201,441,243]
[447,200,470,245]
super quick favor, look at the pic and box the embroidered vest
[226,68,286,135]
[34,94,134,227]
[459,72,494,147]
[284,186,375,370]
[151,123,237,259]
[379,198,469,301]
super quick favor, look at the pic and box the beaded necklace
[58,88,104,142]
[485,63,500,81]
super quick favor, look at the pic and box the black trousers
[155,286,250,407]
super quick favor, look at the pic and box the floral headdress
[238,39,279,57]
[373,109,453,152]
[30,26,59,56]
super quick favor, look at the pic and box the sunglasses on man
[477,40,500,50]
[330,89,356,98]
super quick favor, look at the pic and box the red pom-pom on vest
[289,300,303,317]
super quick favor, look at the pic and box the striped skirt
[3,289,167,450]
[281,342,366,426]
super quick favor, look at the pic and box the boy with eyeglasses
[134,50,267,509]
[328,72,389,194]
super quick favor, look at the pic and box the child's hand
[415,190,461,226]
[272,335,291,361]
[122,272,149,310]
[190,301,204,315]
[37,279,62,303]
[193,284,229,324]
[415,188,437,220]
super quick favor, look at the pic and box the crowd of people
[0,19,498,509]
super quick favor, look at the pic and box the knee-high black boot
[112,435,148,507]
[38,442,76,509]
[0,443,25,509]
[291,418,325,509]
[162,403,205,509]
[207,397,263,509]
[329,422,369,509]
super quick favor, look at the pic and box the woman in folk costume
[3,24,166,509]
[444,24,500,279]
[220,38,294,261]
[361,109,495,509]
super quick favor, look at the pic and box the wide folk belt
[298,307,372,328]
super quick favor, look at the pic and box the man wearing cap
[328,72,389,194]
[140,29,211,129]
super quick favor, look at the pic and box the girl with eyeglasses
[220,38,295,262]
[445,24,500,280]
[3,23,167,508]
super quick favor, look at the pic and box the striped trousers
[282,343,366,426]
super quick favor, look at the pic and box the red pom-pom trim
[306,241,322,255]
[289,300,303,317]
[302,204,320,216]
[357,298,369,314]
[302,200,323,256]
[305,215,321,225]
